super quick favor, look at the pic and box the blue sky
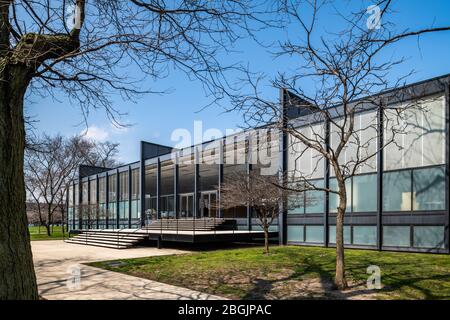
[27,0,450,164]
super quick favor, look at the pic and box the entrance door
[200,191,218,218]
[179,194,194,218]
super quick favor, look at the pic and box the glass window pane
[288,194,304,214]
[305,225,324,243]
[413,167,445,211]
[329,225,351,244]
[384,95,445,170]
[422,96,445,166]
[383,170,411,211]
[353,226,377,246]
[383,226,410,247]
[413,226,445,249]
[305,180,324,214]
[287,225,304,242]
[353,174,377,212]
[329,178,351,213]
[287,124,324,180]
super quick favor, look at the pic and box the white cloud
[81,126,109,142]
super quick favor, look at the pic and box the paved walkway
[32,240,223,300]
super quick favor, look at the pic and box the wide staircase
[143,218,236,232]
[65,230,148,249]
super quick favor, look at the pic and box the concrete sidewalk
[32,240,223,300]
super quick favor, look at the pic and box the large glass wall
[108,174,117,228]
[160,160,175,219]
[329,174,377,213]
[89,179,97,228]
[178,154,195,218]
[288,179,324,214]
[118,171,129,227]
[98,177,106,228]
[222,136,248,219]
[81,181,89,229]
[384,94,445,170]
[130,169,140,226]
[383,166,445,212]
[199,143,220,218]
[287,124,324,180]
[145,164,157,222]
[383,94,446,214]
[74,183,79,228]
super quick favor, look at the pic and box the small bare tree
[220,171,307,254]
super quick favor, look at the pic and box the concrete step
[79,232,147,240]
[72,235,139,243]
[65,239,129,249]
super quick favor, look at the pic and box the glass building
[67,74,450,254]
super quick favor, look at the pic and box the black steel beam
[445,85,450,253]
[156,158,161,219]
[128,166,132,228]
[116,169,120,229]
[139,141,146,227]
[324,119,330,247]
[174,155,179,219]
[96,175,99,229]
[194,149,200,219]
[247,162,253,231]
[218,139,224,218]
[105,172,109,229]
[377,102,384,251]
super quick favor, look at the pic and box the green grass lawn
[29,226,68,241]
[89,245,450,300]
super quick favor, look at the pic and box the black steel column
[218,138,224,218]
[105,172,109,229]
[78,177,82,229]
[174,154,179,219]
[445,85,450,253]
[324,119,330,247]
[87,178,91,229]
[377,102,384,251]
[116,169,120,229]
[96,175,99,229]
[247,161,253,231]
[140,142,146,227]
[279,89,288,245]
[194,148,200,219]
[156,158,161,219]
[128,166,132,228]
[72,181,76,230]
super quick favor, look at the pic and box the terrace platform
[67,224,278,249]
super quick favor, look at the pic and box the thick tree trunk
[0,63,38,299]
[335,183,348,290]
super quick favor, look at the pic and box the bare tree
[220,171,307,254]
[0,0,273,298]
[24,134,119,237]
[229,0,450,289]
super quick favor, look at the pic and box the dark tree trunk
[263,226,270,255]
[335,180,348,290]
[0,63,38,299]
